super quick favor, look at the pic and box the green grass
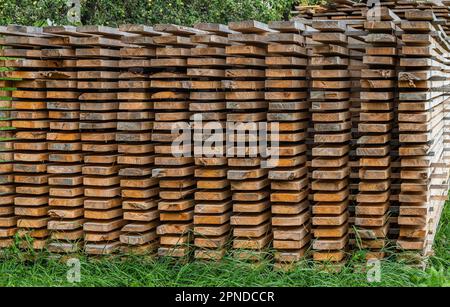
[0,205,448,287]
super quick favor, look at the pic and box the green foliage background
[0,0,304,26]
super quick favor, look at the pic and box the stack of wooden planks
[76,27,126,255]
[190,23,234,261]
[151,24,199,258]
[292,0,450,32]
[346,20,369,252]
[0,46,15,248]
[293,0,450,263]
[226,21,273,261]
[291,0,365,21]
[397,9,450,257]
[117,24,161,255]
[0,2,449,266]
[43,26,84,254]
[266,20,310,268]
[356,13,399,259]
[309,20,351,265]
[4,26,52,250]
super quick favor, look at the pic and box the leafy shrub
[0,0,298,26]
[0,0,69,26]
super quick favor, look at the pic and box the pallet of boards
[75,26,130,255]
[225,21,275,261]
[2,25,56,250]
[397,9,450,259]
[0,48,16,248]
[264,20,310,268]
[188,23,235,261]
[151,24,201,258]
[117,24,162,255]
[42,26,85,254]
[309,20,351,265]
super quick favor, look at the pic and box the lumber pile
[346,20,370,252]
[43,26,84,254]
[292,0,450,33]
[397,9,450,255]
[190,23,234,261]
[292,0,365,21]
[75,26,127,255]
[3,26,52,250]
[0,1,449,267]
[292,0,450,263]
[266,20,310,267]
[226,21,273,261]
[356,14,399,258]
[151,24,199,258]
[0,50,15,248]
[309,20,351,264]
[117,24,161,255]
